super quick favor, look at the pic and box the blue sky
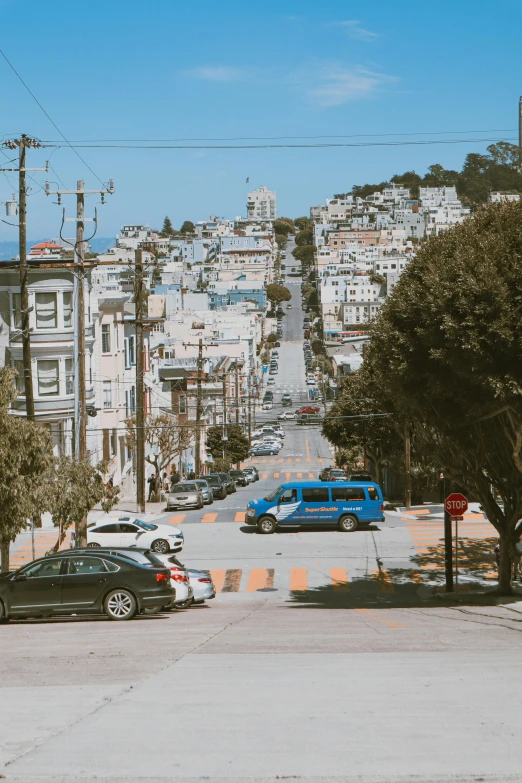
[1,0,521,240]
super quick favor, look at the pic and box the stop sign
[445,493,468,516]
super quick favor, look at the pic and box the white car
[278,411,297,420]
[267,378,275,386]
[262,402,273,410]
[87,517,184,555]
[306,377,316,385]
[152,553,195,608]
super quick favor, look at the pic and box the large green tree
[180,220,195,234]
[292,245,315,269]
[266,283,292,308]
[272,217,295,236]
[294,216,311,231]
[0,368,55,572]
[295,227,313,247]
[365,200,522,593]
[206,424,250,464]
[160,216,175,237]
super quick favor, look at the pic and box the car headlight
[169,532,183,538]
[246,507,255,517]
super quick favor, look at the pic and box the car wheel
[104,589,137,621]
[0,600,8,623]
[151,538,170,554]
[175,598,194,609]
[142,605,163,615]
[339,514,358,533]
[87,542,100,548]
[257,516,277,534]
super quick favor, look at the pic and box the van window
[302,488,329,502]
[332,486,365,501]
[367,487,379,500]
[280,488,297,503]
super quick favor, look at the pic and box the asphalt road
[3,282,522,783]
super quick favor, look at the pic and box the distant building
[246,186,277,221]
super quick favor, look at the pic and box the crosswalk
[9,532,72,569]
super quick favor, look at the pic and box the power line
[40,136,517,151]
[0,49,105,186]
[38,128,517,143]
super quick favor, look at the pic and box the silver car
[195,479,213,505]
[166,555,216,604]
[167,482,204,510]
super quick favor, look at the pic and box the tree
[180,220,195,234]
[126,413,194,498]
[292,245,315,269]
[366,200,522,593]
[160,216,175,237]
[311,338,325,356]
[272,217,295,236]
[294,216,311,231]
[267,332,278,343]
[0,368,55,572]
[275,233,288,249]
[295,227,313,247]
[206,424,250,465]
[44,457,120,551]
[266,283,292,309]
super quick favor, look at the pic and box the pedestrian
[147,474,155,501]
[170,470,180,487]
[181,472,187,481]
[188,470,195,480]
[162,471,168,491]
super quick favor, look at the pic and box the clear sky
[1,0,521,240]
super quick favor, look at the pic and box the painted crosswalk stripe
[297,472,302,478]
[168,514,185,525]
[222,569,242,593]
[235,511,246,522]
[330,568,350,591]
[262,473,268,479]
[209,569,226,593]
[285,472,291,480]
[201,512,217,523]
[290,568,307,591]
[308,472,314,479]
[274,472,280,478]
[246,568,268,592]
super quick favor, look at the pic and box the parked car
[150,553,196,608]
[250,446,279,456]
[282,393,293,406]
[165,555,216,604]
[274,341,280,347]
[202,474,227,499]
[243,466,259,482]
[0,549,175,621]
[287,304,292,309]
[267,378,275,385]
[87,517,184,555]
[210,472,237,494]
[326,469,348,482]
[229,469,248,487]
[167,482,204,511]
[319,466,335,481]
[262,402,273,410]
[194,479,214,505]
[349,472,373,482]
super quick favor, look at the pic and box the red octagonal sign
[445,493,468,516]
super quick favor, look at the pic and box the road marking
[373,568,395,594]
[297,472,302,478]
[355,608,406,628]
[287,458,292,463]
[234,511,246,522]
[285,472,291,480]
[330,568,350,591]
[247,568,268,592]
[403,508,430,515]
[269,458,275,463]
[262,473,268,479]
[295,457,301,463]
[261,459,267,464]
[317,458,323,464]
[209,569,226,593]
[290,568,307,591]
[201,512,217,523]
[168,514,186,525]
[222,569,242,592]
[308,472,314,479]
[266,568,275,588]
[278,458,283,463]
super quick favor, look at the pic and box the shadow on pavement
[239,524,381,535]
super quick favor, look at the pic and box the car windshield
[133,519,157,531]
[172,483,197,492]
[264,485,283,502]
[195,480,208,488]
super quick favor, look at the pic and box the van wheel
[258,516,276,534]
[339,515,358,532]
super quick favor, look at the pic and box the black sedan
[0,549,175,622]
[201,474,227,499]
[229,469,248,487]
[210,472,237,494]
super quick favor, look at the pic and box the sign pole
[455,515,459,591]
[444,505,454,592]
[444,492,468,593]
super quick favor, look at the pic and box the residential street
[3,280,522,783]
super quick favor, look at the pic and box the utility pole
[194,338,203,475]
[235,362,239,425]
[135,248,145,513]
[404,424,412,508]
[1,136,48,419]
[222,373,227,460]
[444,476,454,592]
[45,178,114,546]
[519,96,522,171]
[247,374,252,440]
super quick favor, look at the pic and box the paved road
[4,282,522,782]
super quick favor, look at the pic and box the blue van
[245,481,384,534]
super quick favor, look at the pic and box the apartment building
[246,186,277,221]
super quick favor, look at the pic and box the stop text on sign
[445,493,468,515]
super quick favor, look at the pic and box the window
[129,335,136,365]
[124,338,130,368]
[129,386,136,414]
[12,292,22,329]
[103,380,112,408]
[280,488,297,503]
[65,358,74,395]
[101,324,111,354]
[35,293,57,329]
[93,523,119,534]
[178,395,187,414]
[120,523,139,533]
[14,360,25,395]
[332,486,366,501]
[38,360,59,396]
[367,487,379,500]
[111,428,117,457]
[67,556,108,575]
[22,558,63,578]
[63,292,73,328]
[302,488,329,503]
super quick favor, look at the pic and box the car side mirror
[15,573,27,581]
[135,531,145,538]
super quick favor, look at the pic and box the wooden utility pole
[18,138,35,419]
[194,338,203,475]
[404,424,412,508]
[135,248,146,512]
